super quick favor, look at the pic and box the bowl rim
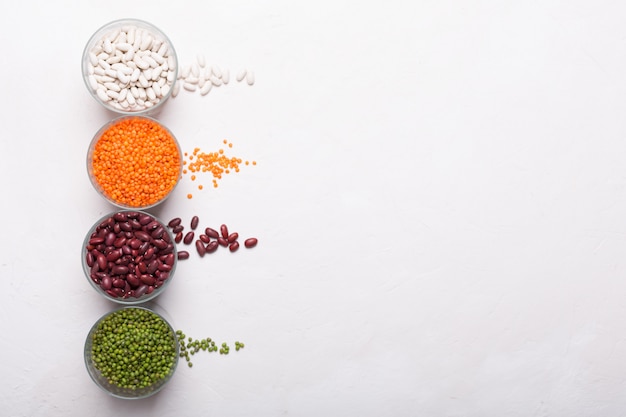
[81,18,179,116]
[86,114,183,210]
[81,209,178,305]
[84,305,180,399]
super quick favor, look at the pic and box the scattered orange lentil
[187,193,193,199]
[182,140,255,198]
[90,117,181,208]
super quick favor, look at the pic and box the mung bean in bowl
[82,210,177,304]
[84,306,179,399]
[81,18,178,116]
[86,115,183,210]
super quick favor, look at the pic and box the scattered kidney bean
[175,231,183,244]
[190,215,199,230]
[206,241,219,253]
[84,211,176,300]
[227,232,238,243]
[183,231,195,245]
[220,224,229,239]
[217,237,228,247]
[244,238,258,248]
[205,227,219,239]
[168,217,182,228]
[172,224,184,234]
[195,240,206,257]
[177,251,190,260]
[199,234,210,243]
[229,241,240,252]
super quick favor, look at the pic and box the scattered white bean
[236,69,247,82]
[183,82,197,92]
[246,70,255,85]
[171,81,180,97]
[197,54,206,68]
[222,69,230,84]
[200,82,212,96]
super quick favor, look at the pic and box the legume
[90,117,181,208]
[181,140,255,198]
[85,23,177,112]
[175,330,243,368]
[89,308,177,390]
[84,211,175,299]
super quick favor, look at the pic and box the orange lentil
[198,185,203,190]
[181,140,256,192]
[91,117,181,208]
[187,193,193,199]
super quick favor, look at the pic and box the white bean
[152,82,161,97]
[236,69,247,82]
[130,68,141,82]
[183,82,197,92]
[197,54,206,68]
[146,87,156,101]
[211,65,222,78]
[246,70,255,85]
[200,82,212,96]
[104,82,121,92]
[222,69,230,84]
[210,76,222,87]
[96,88,110,102]
[171,81,180,97]
[88,75,98,91]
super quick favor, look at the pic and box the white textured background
[2,1,626,416]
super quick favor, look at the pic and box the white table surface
[2,1,626,415]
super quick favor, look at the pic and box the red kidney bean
[97,253,107,270]
[147,260,159,274]
[229,241,240,252]
[146,220,160,231]
[113,237,127,248]
[220,224,229,239]
[199,234,210,243]
[89,236,105,245]
[175,231,183,243]
[172,225,184,234]
[158,263,173,272]
[217,237,228,247]
[163,253,175,266]
[196,240,206,257]
[244,238,258,248]
[190,215,199,230]
[126,274,140,288]
[112,278,126,288]
[85,211,175,300]
[140,275,156,286]
[105,232,116,246]
[112,265,129,275]
[151,226,165,239]
[177,251,189,260]
[134,231,151,242]
[101,276,112,290]
[153,239,168,250]
[86,252,95,267]
[183,231,194,245]
[134,284,149,297]
[139,214,153,225]
[168,217,182,228]
[206,241,219,253]
[228,232,239,243]
[205,227,219,238]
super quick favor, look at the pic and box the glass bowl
[81,18,178,116]
[86,115,183,210]
[82,210,177,305]
[84,306,179,399]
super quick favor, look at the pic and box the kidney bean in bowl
[82,210,177,304]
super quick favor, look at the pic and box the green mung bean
[90,308,177,390]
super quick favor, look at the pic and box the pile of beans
[84,211,176,300]
[170,54,254,98]
[89,308,178,391]
[90,117,181,208]
[85,23,177,112]
[167,215,258,260]
[175,331,245,368]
